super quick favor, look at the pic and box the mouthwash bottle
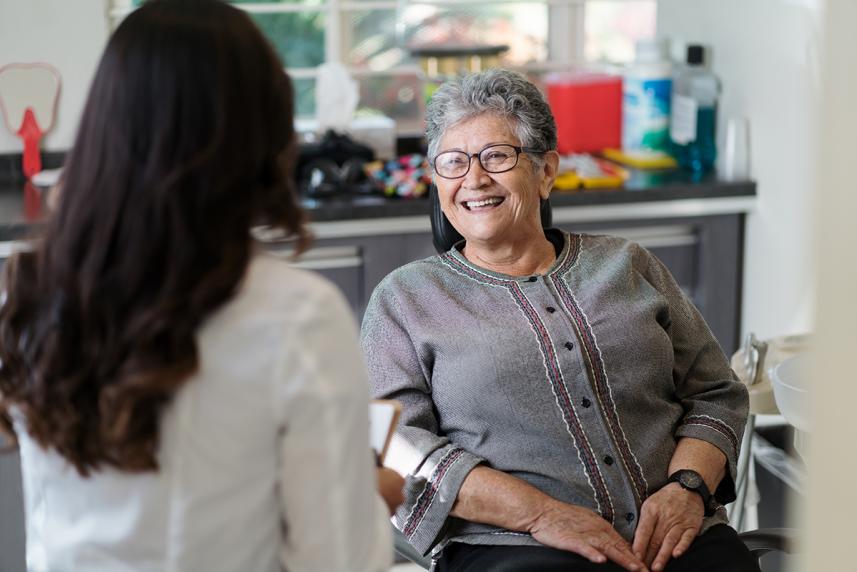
[670,45,720,173]
[622,38,672,153]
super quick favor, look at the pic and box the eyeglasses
[432,144,547,179]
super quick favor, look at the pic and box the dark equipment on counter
[297,130,376,198]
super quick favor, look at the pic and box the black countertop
[301,170,755,223]
[0,170,756,242]
[0,183,47,242]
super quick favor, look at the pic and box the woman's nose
[462,156,490,188]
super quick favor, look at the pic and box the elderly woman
[361,69,758,572]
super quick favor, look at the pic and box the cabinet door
[265,243,364,315]
[0,248,26,572]
[401,231,439,263]
[0,440,25,572]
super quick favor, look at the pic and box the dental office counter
[0,174,756,354]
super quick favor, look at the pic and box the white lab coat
[15,253,392,572]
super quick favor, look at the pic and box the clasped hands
[529,482,704,572]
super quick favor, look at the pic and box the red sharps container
[546,73,622,154]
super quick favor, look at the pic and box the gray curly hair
[425,69,557,170]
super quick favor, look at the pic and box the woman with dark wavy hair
[0,1,397,570]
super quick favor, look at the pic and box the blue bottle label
[623,77,672,152]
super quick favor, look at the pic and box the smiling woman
[360,69,761,572]
[432,113,557,274]
[426,71,559,275]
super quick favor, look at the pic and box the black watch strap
[667,469,713,511]
[703,495,721,517]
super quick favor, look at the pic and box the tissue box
[295,116,397,160]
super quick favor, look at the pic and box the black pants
[436,525,760,572]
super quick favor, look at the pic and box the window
[112,0,656,135]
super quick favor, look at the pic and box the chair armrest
[738,527,798,558]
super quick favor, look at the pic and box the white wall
[658,0,822,341]
[662,2,857,569]
[804,1,857,568]
[0,0,110,153]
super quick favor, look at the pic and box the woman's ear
[539,151,560,200]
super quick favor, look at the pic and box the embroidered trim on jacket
[441,243,615,523]
[551,276,650,504]
[681,414,740,457]
[403,448,466,539]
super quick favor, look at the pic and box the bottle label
[622,77,671,152]
[670,94,698,144]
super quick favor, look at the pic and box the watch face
[680,471,702,488]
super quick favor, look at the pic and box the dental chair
[391,188,795,569]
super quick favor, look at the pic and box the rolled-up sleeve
[639,244,749,504]
[361,280,483,556]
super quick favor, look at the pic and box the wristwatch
[667,469,713,512]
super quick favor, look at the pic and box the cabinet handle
[266,245,362,270]
[586,224,698,249]
[290,257,362,271]
[0,240,32,260]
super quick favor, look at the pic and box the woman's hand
[529,499,649,572]
[631,483,704,571]
[376,467,405,515]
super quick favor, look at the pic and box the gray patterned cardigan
[360,230,749,558]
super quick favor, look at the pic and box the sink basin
[771,353,810,432]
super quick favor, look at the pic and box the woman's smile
[462,196,505,211]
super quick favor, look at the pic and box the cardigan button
[603,455,614,466]
[546,306,556,313]
[564,341,574,350]
[581,397,592,408]
[626,512,635,523]
[528,276,538,282]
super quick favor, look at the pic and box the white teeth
[465,197,503,208]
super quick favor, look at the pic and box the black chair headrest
[429,185,553,254]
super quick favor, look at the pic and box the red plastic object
[23,181,43,221]
[546,73,622,154]
[18,107,43,179]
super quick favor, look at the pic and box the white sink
[771,353,811,433]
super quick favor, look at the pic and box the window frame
[109,0,654,134]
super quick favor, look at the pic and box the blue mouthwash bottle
[670,44,720,173]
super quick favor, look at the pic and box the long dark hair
[0,0,309,475]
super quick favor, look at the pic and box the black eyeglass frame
[431,144,548,180]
